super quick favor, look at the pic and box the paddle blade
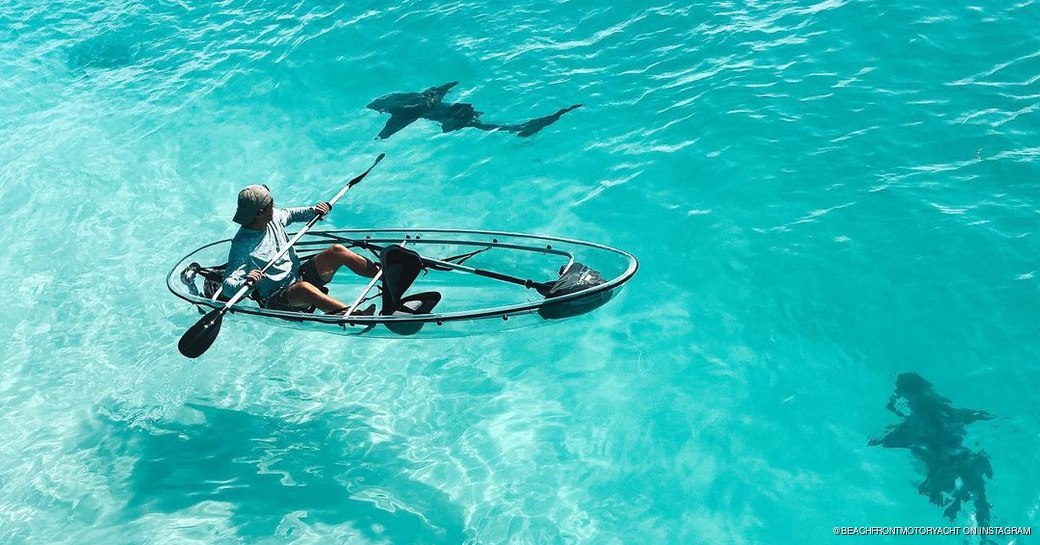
[347,153,385,188]
[178,308,225,358]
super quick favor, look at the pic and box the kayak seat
[384,292,442,335]
[396,292,442,314]
[378,244,425,315]
[378,244,441,334]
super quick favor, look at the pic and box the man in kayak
[222,184,379,315]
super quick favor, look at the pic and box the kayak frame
[167,228,638,331]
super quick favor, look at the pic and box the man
[222,184,379,315]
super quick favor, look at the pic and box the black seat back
[378,244,426,315]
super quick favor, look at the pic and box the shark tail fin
[513,104,583,137]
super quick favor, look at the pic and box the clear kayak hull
[167,228,638,339]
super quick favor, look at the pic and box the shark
[367,81,582,139]
[869,373,995,529]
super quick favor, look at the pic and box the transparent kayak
[167,228,638,339]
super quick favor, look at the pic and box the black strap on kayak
[424,246,491,270]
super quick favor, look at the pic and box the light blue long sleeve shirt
[221,207,317,299]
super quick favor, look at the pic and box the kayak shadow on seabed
[89,403,469,543]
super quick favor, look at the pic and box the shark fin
[377,113,421,139]
[423,81,459,103]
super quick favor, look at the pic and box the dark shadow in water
[96,403,468,543]
[367,81,582,139]
[67,36,141,71]
[869,373,994,527]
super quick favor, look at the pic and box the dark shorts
[263,260,328,311]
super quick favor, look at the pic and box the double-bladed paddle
[177,153,385,358]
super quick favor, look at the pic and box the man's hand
[314,201,332,217]
[246,269,263,284]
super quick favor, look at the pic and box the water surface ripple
[1,1,1038,543]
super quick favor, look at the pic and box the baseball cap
[232,184,273,225]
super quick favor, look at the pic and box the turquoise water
[1,0,1038,543]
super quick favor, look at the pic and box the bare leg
[287,245,378,314]
[285,281,350,313]
[312,244,379,282]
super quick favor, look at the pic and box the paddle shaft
[435,259,553,294]
[349,240,552,294]
[220,153,385,315]
[344,273,382,316]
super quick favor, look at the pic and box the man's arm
[282,207,316,225]
[222,263,248,298]
[222,242,251,297]
[282,202,331,225]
